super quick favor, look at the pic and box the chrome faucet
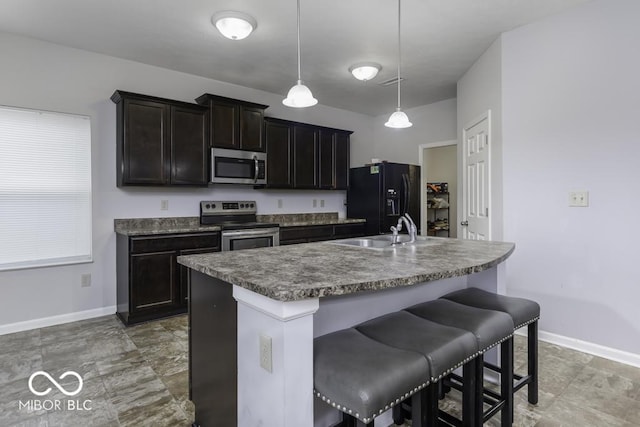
[403,213,418,242]
[390,213,418,245]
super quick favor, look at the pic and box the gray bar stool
[441,287,540,405]
[406,299,515,426]
[355,311,480,426]
[314,328,432,426]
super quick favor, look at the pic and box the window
[0,105,92,271]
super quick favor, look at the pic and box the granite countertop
[114,213,365,236]
[114,217,221,236]
[177,237,515,302]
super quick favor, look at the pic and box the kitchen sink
[328,235,442,250]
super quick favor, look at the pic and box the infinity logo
[28,371,84,397]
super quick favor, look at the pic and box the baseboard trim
[516,329,640,369]
[0,306,117,336]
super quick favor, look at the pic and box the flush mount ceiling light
[385,0,412,129]
[212,11,257,40]
[349,62,382,81]
[283,0,317,108]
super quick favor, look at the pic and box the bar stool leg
[474,355,484,424]
[528,321,539,405]
[410,384,438,427]
[501,337,514,426]
[462,359,479,426]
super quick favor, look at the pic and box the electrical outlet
[259,334,272,373]
[312,199,317,208]
[277,199,283,209]
[80,273,91,288]
[569,191,589,207]
[160,200,169,210]
[320,199,325,208]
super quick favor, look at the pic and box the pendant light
[385,0,412,128]
[283,0,317,108]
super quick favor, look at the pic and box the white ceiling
[0,0,590,116]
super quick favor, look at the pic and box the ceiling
[0,0,590,116]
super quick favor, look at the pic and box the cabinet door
[318,131,334,189]
[293,125,318,188]
[265,120,293,187]
[130,251,179,313]
[211,101,239,149]
[171,105,209,185]
[240,106,265,151]
[123,99,169,185]
[334,132,350,190]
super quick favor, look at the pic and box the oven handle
[221,228,280,238]
[253,156,259,184]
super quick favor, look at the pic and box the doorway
[419,140,458,238]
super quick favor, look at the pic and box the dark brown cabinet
[318,129,350,190]
[279,222,366,245]
[196,94,268,151]
[116,232,220,325]
[264,118,352,190]
[265,119,293,188]
[112,90,209,187]
[293,125,318,188]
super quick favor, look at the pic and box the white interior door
[461,112,491,240]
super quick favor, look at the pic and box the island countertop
[177,237,515,302]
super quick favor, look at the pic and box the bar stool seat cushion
[355,311,477,381]
[314,328,430,423]
[406,299,514,353]
[442,287,540,329]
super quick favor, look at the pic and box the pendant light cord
[397,0,402,109]
[296,0,302,82]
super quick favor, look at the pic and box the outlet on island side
[259,334,273,373]
[160,200,169,210]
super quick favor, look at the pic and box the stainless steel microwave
[210,148,266,185]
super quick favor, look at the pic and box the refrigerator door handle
[401,173,409,215]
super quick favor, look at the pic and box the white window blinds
[0,105,92,271]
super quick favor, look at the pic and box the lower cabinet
[116,232,220,325]
[279,222,366,245]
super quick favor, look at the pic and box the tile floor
[0,314,638,426]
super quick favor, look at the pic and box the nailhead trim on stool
[314,328,431,425]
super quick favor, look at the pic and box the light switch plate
[569,191,589,207]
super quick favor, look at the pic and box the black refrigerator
[347,162,421,236]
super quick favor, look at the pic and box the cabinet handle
[460,220,469,226]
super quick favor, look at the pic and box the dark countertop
[177,237,515,302]
[114,213,365,236]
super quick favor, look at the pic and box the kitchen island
[178,236,515,427]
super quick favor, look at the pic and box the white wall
[501,0,640,355]
[0,32,374,330]
[360,98,457,167]
[457,37,504,241]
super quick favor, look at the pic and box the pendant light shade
[283,80,318,107]
[385,109,412,128]
[283,0,317,108]
[385,0,412,128]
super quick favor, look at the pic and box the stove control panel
[200,200,257,216]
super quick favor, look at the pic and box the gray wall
[500,0,640,356]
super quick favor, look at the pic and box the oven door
[211,148,266,185]
[221,228,280,251]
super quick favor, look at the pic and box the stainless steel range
[199,201,279,251]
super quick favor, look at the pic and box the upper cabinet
[195,94,268,152]
[264,118,352,190]
[112,90,209,187]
